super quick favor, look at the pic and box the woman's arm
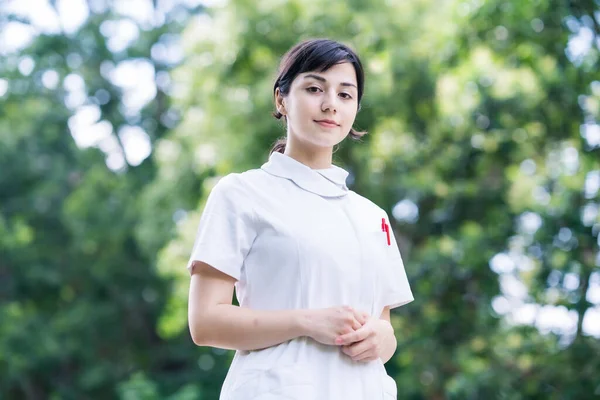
[377,306,398,363]
[188,261,365,351]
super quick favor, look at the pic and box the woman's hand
[303,306,369,346]
[334,317,394,362]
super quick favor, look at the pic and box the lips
[315,120,339,128]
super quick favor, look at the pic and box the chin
[293,127,346,149]
[309,138,344,149]
[306,132,344,147]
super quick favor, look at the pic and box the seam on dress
[295,236,305,310]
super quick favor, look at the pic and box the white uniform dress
[187,152,414,400]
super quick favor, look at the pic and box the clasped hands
[307,305,394,362]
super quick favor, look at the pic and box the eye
[306,86,322,93]
[339,92,353,99]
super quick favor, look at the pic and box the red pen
[381,218,391,246]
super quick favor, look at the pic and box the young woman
[187,38,413,400]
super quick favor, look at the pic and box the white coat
[188,152,413,399]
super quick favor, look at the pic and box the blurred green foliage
[1,0,599,399]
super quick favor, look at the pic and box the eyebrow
[303,73,357,89]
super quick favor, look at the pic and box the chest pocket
[361,215,395,271]
[355,214,399,315]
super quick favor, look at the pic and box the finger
[354,353,378,362]
[353,310,369,325]
[349,347,376,362]
[335,325,370,345]
[340,326,354,335]
[341,340,370,358]
[351,317,362,331]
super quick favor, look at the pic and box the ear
[275,88,286,115]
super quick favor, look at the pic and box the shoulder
[215,167,268,190]
[347,190,388,218]
[208,167,269,202]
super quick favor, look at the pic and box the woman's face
[276,62,359,149]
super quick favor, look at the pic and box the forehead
[295,62,357,86]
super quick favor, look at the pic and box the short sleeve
[186,174,256,280]
[381,212,414,309]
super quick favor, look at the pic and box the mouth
[315,120,339,128]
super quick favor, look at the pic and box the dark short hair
[271,38,367,154]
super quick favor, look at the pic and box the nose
[321,90,337,114]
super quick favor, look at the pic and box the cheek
[289,96,314,119]
[342,107,358,126]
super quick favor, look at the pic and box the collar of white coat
[260,152,350,198]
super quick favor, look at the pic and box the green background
[1,0,599,398]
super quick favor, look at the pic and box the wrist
[295,309,314,338]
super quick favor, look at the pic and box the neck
[283,136,334,170]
